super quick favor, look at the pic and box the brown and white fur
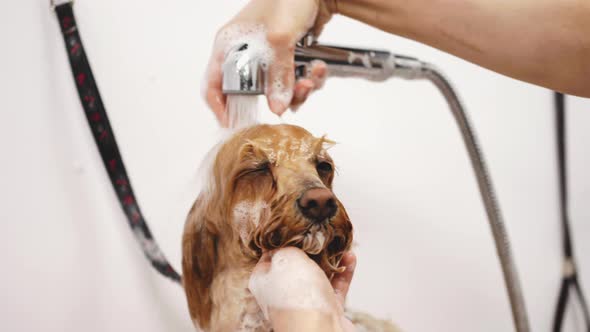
[182,124,399,332]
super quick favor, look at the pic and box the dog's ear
[182,195,218,330]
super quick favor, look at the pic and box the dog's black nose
[298,188,338,223]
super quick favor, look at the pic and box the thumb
[251,251,273,277]
[203,48,229,127]
[332,251,357,308]
[311,0,336,36]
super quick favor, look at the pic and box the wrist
[269,308,344,332]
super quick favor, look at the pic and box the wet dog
[182,124,398,331]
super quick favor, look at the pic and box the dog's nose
[298,188,338,223]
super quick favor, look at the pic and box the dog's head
[182,124,353,329]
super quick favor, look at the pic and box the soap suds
[215,23,295,113]
[302,229,326,255]
[248,249,333,320]
[255,137,320,166]
[233,200,269,243]
[214,24,273,65]
[267,69,293,110]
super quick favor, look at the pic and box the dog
[182,124,399,332]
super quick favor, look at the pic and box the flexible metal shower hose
[419,65,530,332]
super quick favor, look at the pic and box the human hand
[248,247,356,332]
[204,0,337,126]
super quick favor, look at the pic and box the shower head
[221,36,428,95]
[222,43,266,95]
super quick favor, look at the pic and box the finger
[206,88,228,126]
[309,60,328,90]
[204,51,228,127]
[290,79,315,110]
[260,251,273,263]
[332,251,357,307]
[341,316,356,332]
[311,0,334,37]
[265,42,295,115]
[251,252,273,276]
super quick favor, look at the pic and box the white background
[1,0,589,331]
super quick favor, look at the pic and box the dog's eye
[243,162,271,176]
[316,161,333,174]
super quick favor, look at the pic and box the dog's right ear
[182,196,218,330]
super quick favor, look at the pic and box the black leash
[552,92,590,331]
[53,1,181,284]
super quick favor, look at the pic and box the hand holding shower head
[221,35,427,95]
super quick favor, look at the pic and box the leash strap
[552,92,590,331]
[53,2,181,284]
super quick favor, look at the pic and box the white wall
[1,1,589,331]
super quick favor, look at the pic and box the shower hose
[417,64,530,332]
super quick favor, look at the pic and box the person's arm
[334,0,590,97]
[205,0,589,124]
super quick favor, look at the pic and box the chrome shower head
[222,43,265,95]
[221,35,427,95]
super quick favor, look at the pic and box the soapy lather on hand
[249,247,356,332]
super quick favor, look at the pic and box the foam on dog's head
[233,200,269,243]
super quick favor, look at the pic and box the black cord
[54,2,181,284]
[552,92,590,331]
